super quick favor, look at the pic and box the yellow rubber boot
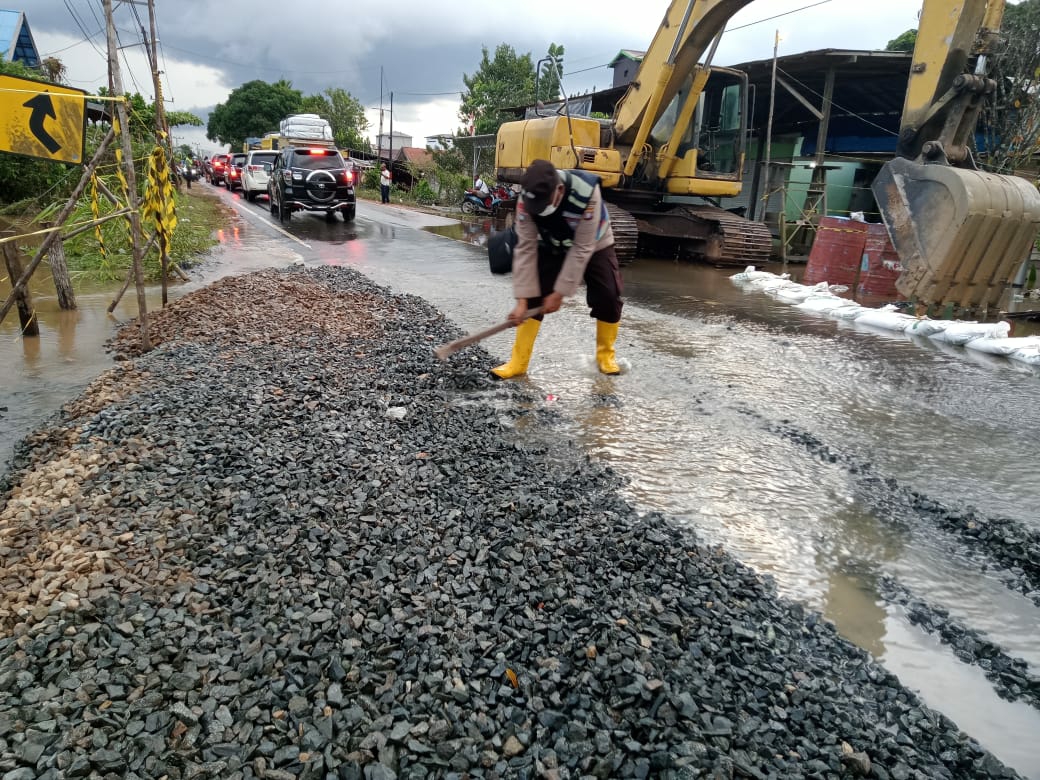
[491,318,541,379]
[596,320,621,375]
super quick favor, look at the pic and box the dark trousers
[526,244,624,323]
[380,184,390,203]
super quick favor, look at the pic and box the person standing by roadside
[380,163,392,204]
[491,158,624,379]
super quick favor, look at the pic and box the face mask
[539,200,559,217]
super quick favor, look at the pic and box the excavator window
[651,69,746,179]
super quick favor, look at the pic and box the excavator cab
[650,66,749,197]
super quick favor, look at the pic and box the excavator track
[605,203,639,266]
[630,204,773,267]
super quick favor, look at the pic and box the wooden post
[105,0,150,352]
[2,239,40,337]
[0,127,115,326]
[46,231,77,310]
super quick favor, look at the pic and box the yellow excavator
[494,0,1040,314]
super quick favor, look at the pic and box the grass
[58,185,232,282]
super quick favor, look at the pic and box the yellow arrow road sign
[0,74,87,164]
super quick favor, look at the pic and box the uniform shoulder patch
[583,206,595,220]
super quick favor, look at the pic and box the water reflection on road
[3,188,1039,778]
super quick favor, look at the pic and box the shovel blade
[872,157,1040,314]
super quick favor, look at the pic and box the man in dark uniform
[492,159,624,378]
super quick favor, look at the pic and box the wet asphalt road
[3,183,1040,778]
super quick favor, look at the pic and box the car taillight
[309,149,327,155]
[344,170,353,184]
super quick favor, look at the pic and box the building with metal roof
[0,9,40,68]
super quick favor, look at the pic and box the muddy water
[3,191,1039,778]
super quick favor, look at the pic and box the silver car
[242,150,279,202]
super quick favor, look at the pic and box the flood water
[3,190,1039,778]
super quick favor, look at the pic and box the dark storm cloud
[26,0,920,143]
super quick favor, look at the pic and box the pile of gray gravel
[0,266,1021,779]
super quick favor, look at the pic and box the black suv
[268,146,356,222]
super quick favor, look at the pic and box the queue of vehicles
[201,115,357,222]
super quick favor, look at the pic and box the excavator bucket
[872,157,1040,315]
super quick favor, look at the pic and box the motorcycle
[461,184,515,216]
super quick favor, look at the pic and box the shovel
[434,307,544,360]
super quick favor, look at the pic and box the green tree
[40,56,67,83]
[885,29,917,52]
[982,0,1040,173]
[536,43,565,104]
[207,79,302,149]
[300,87,370,152]
[459,43,564,136]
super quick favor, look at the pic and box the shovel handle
[434,306,545,360]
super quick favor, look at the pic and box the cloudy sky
[24,0,924,155]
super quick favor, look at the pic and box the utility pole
[378,66,384,163]
[105,0,150,351]
[144,0,172,160]
[761,29,780,223]
[389,91,394,165]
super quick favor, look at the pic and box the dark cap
[520,159,560,215]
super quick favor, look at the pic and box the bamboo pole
[105,0,150,352]
[0,127,116,326]
[61,209,134,240]
[108,233,159,313]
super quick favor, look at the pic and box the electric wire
[775,67,900,137]
[60,0,106,60]
[561,0,838,79]
[38,36,102,57]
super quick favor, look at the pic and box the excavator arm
[872,0,1040,315]
[613,0,755,178]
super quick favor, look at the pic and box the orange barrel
[858,223,903,298]
[805,217,869,287]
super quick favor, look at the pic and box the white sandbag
[928,320,1010,345]
[774,282,827,303]
[1008,345,1040,365]
[829,304,869,320]
[754,276,793,291]
[855,306,917,332]
[796,294,850,313]
[902,318,948,338]
[730,265,778,282]
[964,336,1040,355]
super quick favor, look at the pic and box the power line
[728,0,835,33]
[61,0,106,60]
[562,1,839,81]
[38,35,102,57]
[776,66,899,136]
[112,19,145,96]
